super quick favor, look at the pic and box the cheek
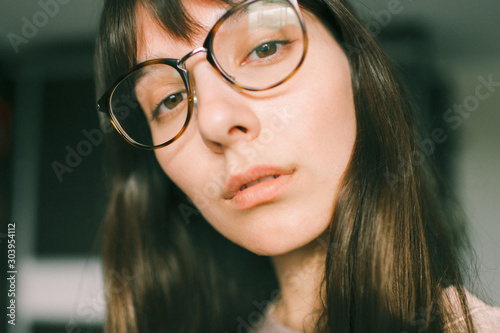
[153,132,226,211]
[284,46,356,159]
[278,42,356,205]
[314,67,356,159]
[153,141,202,199]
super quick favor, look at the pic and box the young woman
[94,0,500,331]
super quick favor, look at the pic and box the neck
[270,235,328,332]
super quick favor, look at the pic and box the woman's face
[136,0,356,256]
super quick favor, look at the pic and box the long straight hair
[94,0,475,332]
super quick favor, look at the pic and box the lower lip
[228,173,294,210]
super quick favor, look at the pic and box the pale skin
[136,0,356,330]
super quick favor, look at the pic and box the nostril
[235,126,248,133]
[228,125,249,136]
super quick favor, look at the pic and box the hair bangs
[96,0,206,94]
[140,0,241,44]
[140,0,201,42]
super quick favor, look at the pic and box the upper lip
[222,165,293,200]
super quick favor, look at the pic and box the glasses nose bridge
[178,46,210,117]
[179,46,209,68]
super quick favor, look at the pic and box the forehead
[136,0,231,62]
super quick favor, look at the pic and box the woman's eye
[151,91,187,120]
[247,41,288,61]
[163,92,184,109]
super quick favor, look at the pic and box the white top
[444,289,500,332]
[250,289,500,332]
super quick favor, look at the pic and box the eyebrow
[134,69,147,88]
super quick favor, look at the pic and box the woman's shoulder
[443,287,500,332]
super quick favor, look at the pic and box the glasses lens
[212,0,305,90]
[110,63,190,148]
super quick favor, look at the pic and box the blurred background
[0,0,499,332]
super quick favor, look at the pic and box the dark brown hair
[95,0,475,332]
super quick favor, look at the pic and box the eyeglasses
[96,0,308,149]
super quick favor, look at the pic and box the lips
[240,175,279,191]
[223,165,294,210]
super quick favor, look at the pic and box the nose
[189,58,261,153]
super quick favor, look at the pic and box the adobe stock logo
[51,128,104,183]
[7,0,72,54]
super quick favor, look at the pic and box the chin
[239,229,327,257]
[248,242,296,257]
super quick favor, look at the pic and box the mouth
[239,175,279,191]
[223,166,294,210]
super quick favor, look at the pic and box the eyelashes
[151,91,188,121]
